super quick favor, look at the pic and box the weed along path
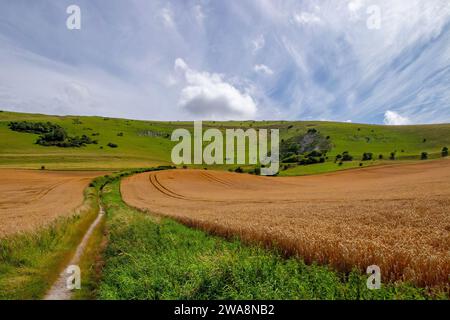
[121,159,450,288]
[44,203,105,300]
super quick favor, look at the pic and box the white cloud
[293,12,321,25]
[252,35,265,53]
[348,0,364,12]
[383,110,411,125]
[193,5,205,24]
[160,7,175,28]
[254,64,274,75]
[174,58,257,119]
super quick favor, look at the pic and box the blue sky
[0,0,449,124]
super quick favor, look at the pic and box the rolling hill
[1,110,450,175]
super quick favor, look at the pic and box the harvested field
[0,170,104,237]
[122,160,450,288]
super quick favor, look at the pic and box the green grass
[0,185,99,299]
[96,179,438,300]
[1,111,450,173]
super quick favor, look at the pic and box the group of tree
[9,121,97,148]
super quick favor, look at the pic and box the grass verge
[97,179,443,300]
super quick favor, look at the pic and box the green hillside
[1,110,450,174]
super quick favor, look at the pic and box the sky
[0,0,449,124]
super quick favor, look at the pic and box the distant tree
[421,152,428,160]
[442,147,449,157]
[362,152,373,161]
[107,142,118,148]
[359,163,363,167]
[342,151,353,161]
[234,167,243,173]
[378,154,383,160]
[389,152,396,160]
[423,138,427,143]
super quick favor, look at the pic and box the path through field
[0,169,104,237]
[122,160,450,287]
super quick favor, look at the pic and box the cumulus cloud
[174,58,257,119]
[254,64,274,75]
[383,110,411,125]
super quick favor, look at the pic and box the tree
[342,151,353,161]
[389,152,396,160]
[442,147,449,157]
[421,152,428,160]
[362,152,373,161]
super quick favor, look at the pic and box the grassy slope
[96,179,442,300]
[1,111,450,174]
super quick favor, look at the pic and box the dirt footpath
[0,170,104,237]
[122,160,450,287]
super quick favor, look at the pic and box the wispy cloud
[0,0,449,123]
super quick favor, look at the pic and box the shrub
[359,163,363,167]
[117,132,124,137]
[442,147,449,157]
[107,143,118,148]
[362,152,373,161]
[421,152,428,160]
[378,154,383,160]
[389,152,396,160]
[40,165,45,170]
[341,151,353,161]
[234,167,243,173]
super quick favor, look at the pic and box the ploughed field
[122,160,450,288]
[0,169,103,237]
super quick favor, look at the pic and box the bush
[362,152,373,161]
[341,151,353,161]
[117,132,124,137]
[40,165,45,170]
[234,167,243,173]
[378,154,383,160]
[107,143,118,148]
[389,152,396,160]
[421,152,428,160]
[442,147,449,157]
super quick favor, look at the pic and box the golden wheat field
[122,160,450,288]
[0,169,104,237]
